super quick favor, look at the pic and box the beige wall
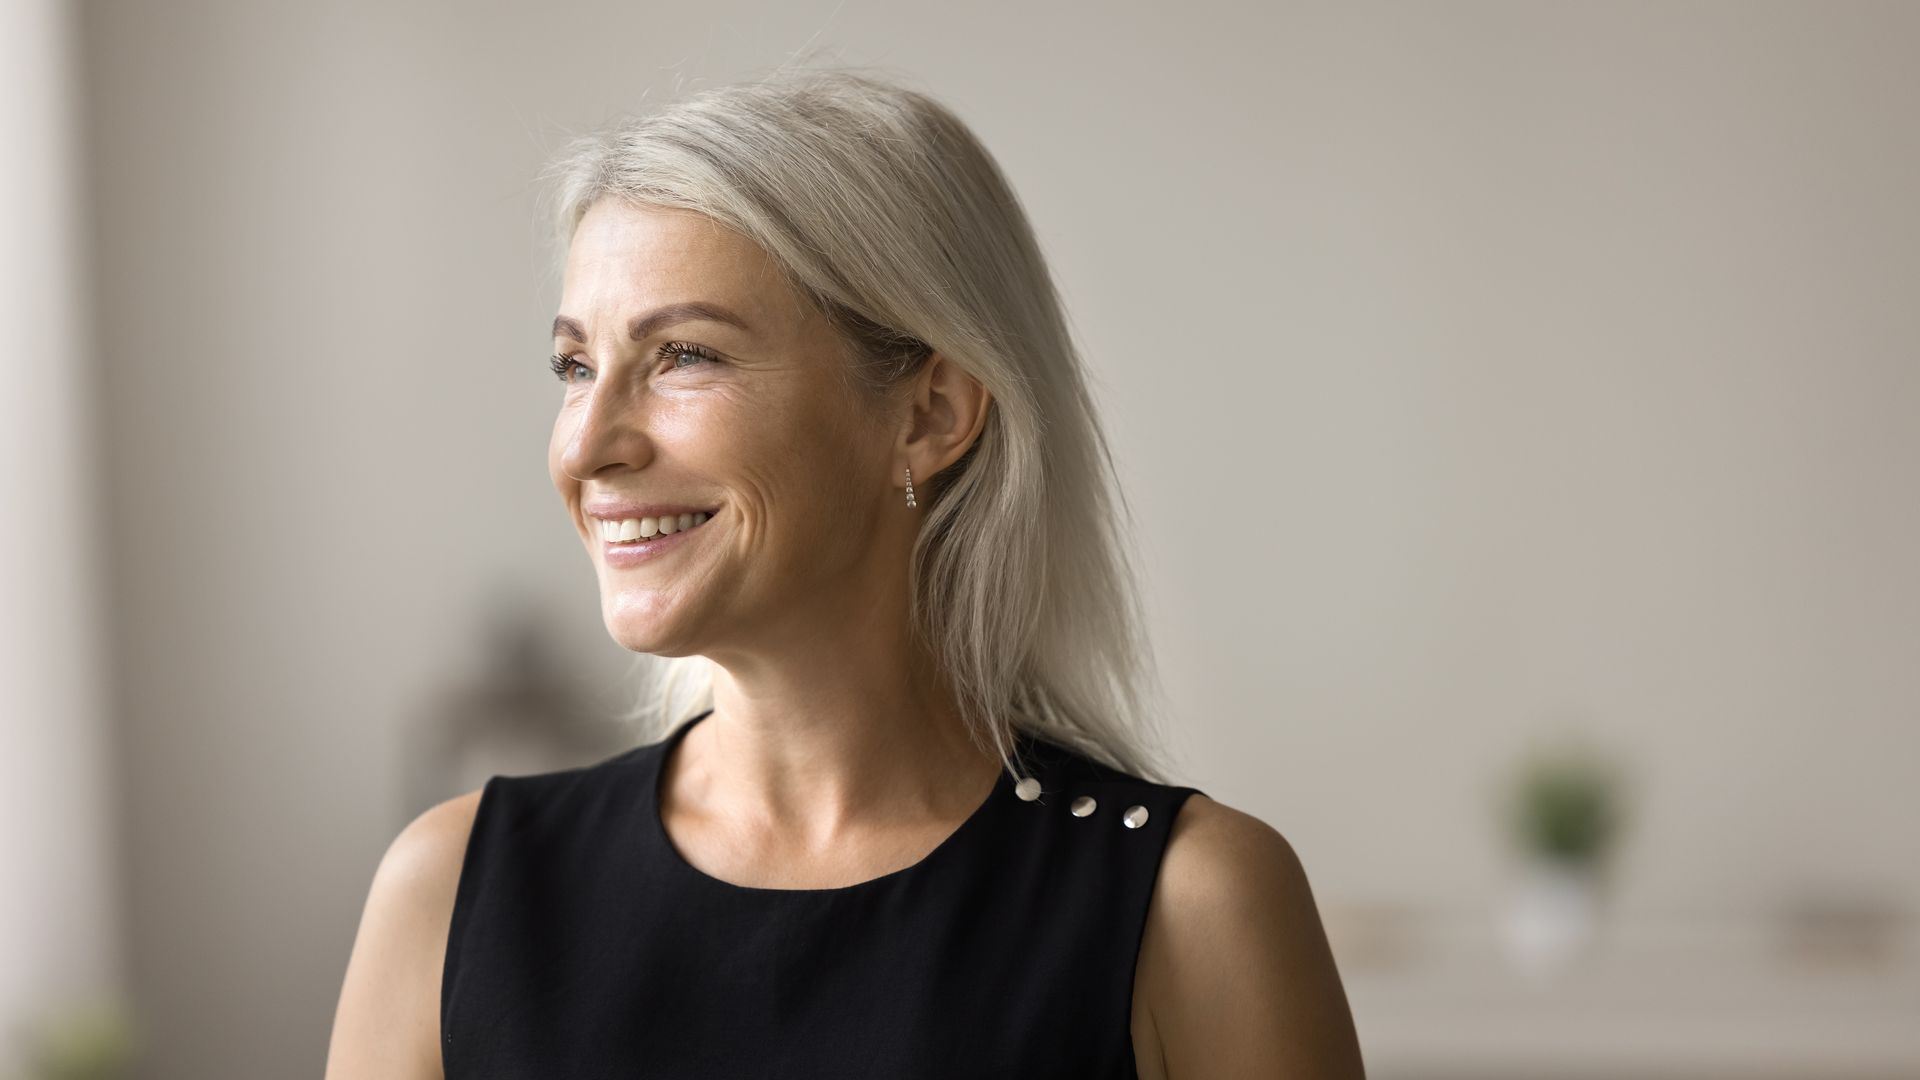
[72,1,1918,1076]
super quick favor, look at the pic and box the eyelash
[548,341,722,383]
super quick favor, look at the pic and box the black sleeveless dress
[441,707,1206,1078]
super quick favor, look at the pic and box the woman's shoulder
[366,786,489,971]
[1015,728,1286,905]
[1153,792,1304,910]
[1017,731,1283,876]
[1131,788,1367,1077]
[326,786,486,1077]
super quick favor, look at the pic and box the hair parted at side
[536,62,1184,784]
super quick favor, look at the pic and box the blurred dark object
[401,589,634,820]
[1775,891,1910,971]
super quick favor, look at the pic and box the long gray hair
[538,65,1182,784]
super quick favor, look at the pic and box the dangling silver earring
[904,465,917,508]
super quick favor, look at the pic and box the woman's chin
[601,598,696,654]
[606,624,684,656]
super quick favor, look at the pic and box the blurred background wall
[4,0,1914,1077]
[1,0,126,1076]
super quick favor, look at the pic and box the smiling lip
[599,506,720,568]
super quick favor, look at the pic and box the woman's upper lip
[584,499,721,521]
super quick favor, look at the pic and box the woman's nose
[560,382,656,479]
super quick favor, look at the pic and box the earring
[904,466,917,508]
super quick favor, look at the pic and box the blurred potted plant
[1498,737,1628,976]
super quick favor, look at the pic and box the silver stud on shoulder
[1122,804,1150,829]
[1014,776,1043,802]
[1070,795,1097,817]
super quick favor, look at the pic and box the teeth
[599,511,711,543]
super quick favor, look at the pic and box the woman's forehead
[562,205,801,326]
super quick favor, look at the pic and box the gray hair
[537,64,1182,784]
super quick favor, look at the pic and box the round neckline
[646,706,1026,897]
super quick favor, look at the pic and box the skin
[326,200,1365,1077]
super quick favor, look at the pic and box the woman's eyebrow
[551,301,752,343]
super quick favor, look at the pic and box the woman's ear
[902,351,992,474]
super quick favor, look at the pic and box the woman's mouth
[596,508,718,544]
[596,507,720,567]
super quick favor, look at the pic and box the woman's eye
[547,342,719,385]
[660,341,720,370]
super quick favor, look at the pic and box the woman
[328,67,1364,1078]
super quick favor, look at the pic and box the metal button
[1070,795,1097,817]
[1122,804,1150,829]
[1014,776,1042,801]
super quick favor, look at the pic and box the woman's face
[548,199,902,658]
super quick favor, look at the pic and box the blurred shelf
[1334,912,1920,1080]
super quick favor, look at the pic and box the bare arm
[1135,795,1366,1079]
[324,790,482,1080]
